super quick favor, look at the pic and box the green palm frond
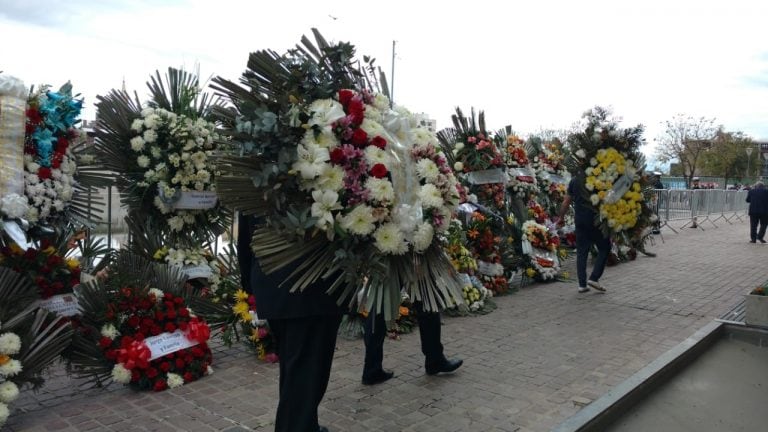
[15,309,74,389]
[147,67,222,119]
[0,267,39,319]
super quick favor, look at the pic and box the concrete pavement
[5,219,765,432]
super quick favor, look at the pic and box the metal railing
[651,189,748,232]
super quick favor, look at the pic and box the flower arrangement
[66,251,213,390]
[23,83,83,225]
[530,139,570,216]
[0,240,81,299]
[94,68,228,246]
[465,211,509,294]
[444,219,478,274]
[212,31,464,320]
[231,289,277,362]
[520,220,562,281]
[566,107,652,241]
[0,75,28,221]
[296,89,459,254]
[0,331,22,427]
[462,275,494,312]
[153,246,222,297]
[504,135,538,201]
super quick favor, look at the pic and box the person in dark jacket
[746,181,768,243]
[238,214,342,432]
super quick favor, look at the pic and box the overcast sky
[2,0,767,165]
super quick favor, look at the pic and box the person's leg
[757,214,768,241]
[416,305,444,365]
[575,223,592,289]
[362,312,387,381]
[588,225,611,284]
[270,315,341,432]
[749,214,759,242]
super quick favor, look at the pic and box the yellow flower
[0,354,9,366]
[562,271,570,278]
[66,258,80,270]
[234,289,249,302]
[526,267,536,278]
[233,301,250,322]
[153,246,169,260]
[43,246,56,255]
[250,328,261,342]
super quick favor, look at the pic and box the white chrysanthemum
[168,216,185,231]
[317,165,344,192]
[419,184,444,209]
[293,144,330,180]
[365,177,395,203]
[0,402,8,426]
[308,99,347,127]
[100,324,119,339]
[373,223,409,255]
[137,155,150,168]
[372,93,390,111]
[148,288,164,302]
[167,372,184,389]
[130,136,145,152]
[360,118,386,139]
[590,194,600,205]
[111,363,131,384]
[410,128,435,146]
[363,106,383,123]
[0,381,19,404]
[453,162,464,172]
[412,222,435,252]
[0,333,21,356]
[143,113,160,129]
[311,190,341,230]
[301,127,339,149]
[0,194,29,219]
[575,149,586,158]
[364,146,390,166]
[340,205,376,236]
[0,359,22,377]
[143,129,158,143]
[415,159,440,182]
[130,118,144,131]
[150,146,162,159]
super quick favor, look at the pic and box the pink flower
[264,352,279,363]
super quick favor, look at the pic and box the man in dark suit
[362,306,463,385]
[239,214,342,432]
[746,181,768,243]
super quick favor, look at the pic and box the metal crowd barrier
[651,189,748,232]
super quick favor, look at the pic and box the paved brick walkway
[5,219,765,432]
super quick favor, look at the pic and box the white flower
[130,136,145,152]
[372,93,390,111]
[0,402,8,426]
[0,194,29,219]
[148,288,164,302]
[590,194,600,205]
[589,157,598,166]
[150,146,162,159]
[143,129,158,143]
[365,178,395,203]
[373,223,409,255]
[293,144,330,180]
[131,118,144,131]
[410,128,435,146]
[137,155,150,168]
[453,162,464,172]
[302,127,339,149]
[316,165,344,192]
[412,222,434,252]
[340,205,376,236]
[0,359,22,377]
[311,190,341,229]
[360,118,386,139]
[168,216,185,231]
[0,381,19,403]
[0,333,21,355]
[575,149,586,158]
[419,184,444,209]
[111,364,132,384]
[364,146,390,166]
[207,365,214,375]
[455,142,465,151]
[415,159,440,182]
[100,324,119,339]
[143,113,160,129]
[167,372,184,389]
[308,99,347,127]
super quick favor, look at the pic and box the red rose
[191,346,204,358]
[338,89,354,107]
[159,362,171,372]
[370,163,388,178]
[174,297,183,305]
[153,380,167,392]
[155,311,165,321]
[329,148,345,164]
[370,136,387,149]
[105,349,118,360]
[164,293,173,300]
[351,129,368,146]
[127,316,140,328]
[139,299,152,310]
[99,336,113,349]
[178,321,188,331]
[175,358,186,369]
[131,370,141,382]
[178,308,189,318]
[166,309,176,320]
[151,326,162,336]
[164,322,177,333]
[56,136,69,153]
[183,372,194,382]
[51,155,62,169]
[121,287,133,298]
[146,367,159,378]
[347,99,365,126]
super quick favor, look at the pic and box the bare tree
[654,114,717,187]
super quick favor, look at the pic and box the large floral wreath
[504,134,538,201]
[213,31,464,320]
[520,220,561,281]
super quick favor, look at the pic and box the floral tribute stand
[437,109,514,295]
[212,29,464,321]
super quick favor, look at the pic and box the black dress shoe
[425,358,463,375]
[362,369,394,385]
[750,240,757,243]
[759,239,766,243]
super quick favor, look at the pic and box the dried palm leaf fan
[211,29,462,320]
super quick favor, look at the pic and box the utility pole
[390,40,396,107]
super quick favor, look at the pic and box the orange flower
[467,229,480,239]
[472,211,485,222]
[399,306,410,317]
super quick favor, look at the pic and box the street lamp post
[746,146,753,181]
